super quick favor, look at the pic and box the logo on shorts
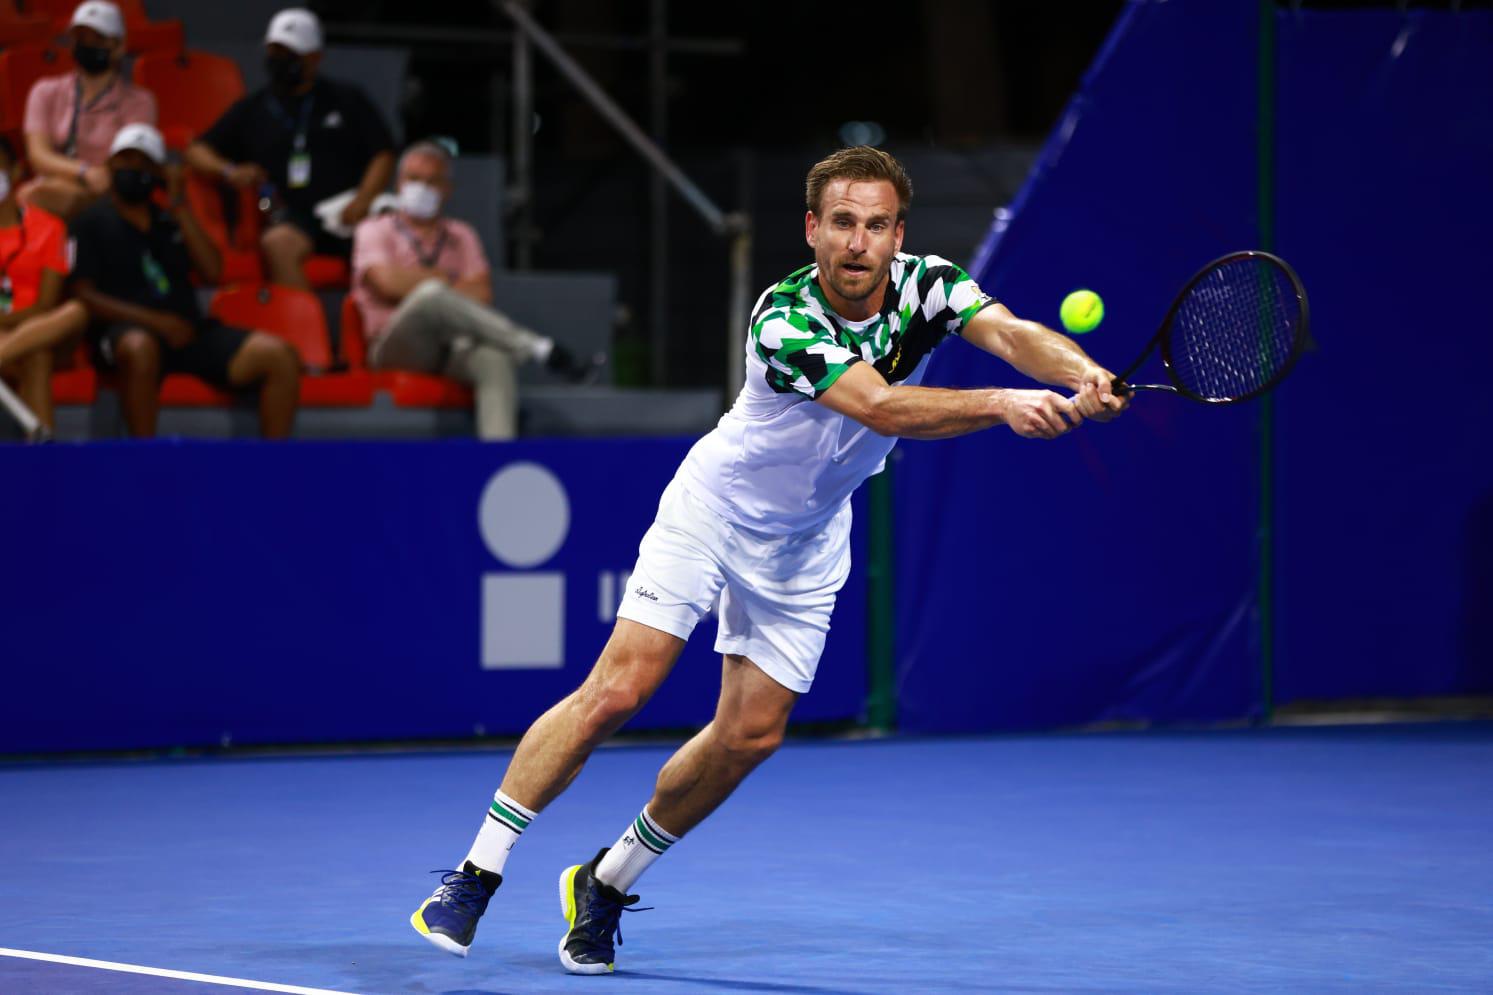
[634,586,659,602]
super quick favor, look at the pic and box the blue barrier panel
[0,440,867,753]
[1274,10,1493,700]
[894,0,1264,733]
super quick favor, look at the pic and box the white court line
[0,947,360,995]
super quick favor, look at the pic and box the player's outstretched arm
[816,361,1079,440]
[961,302,1126,421]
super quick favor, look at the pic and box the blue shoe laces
[575,884,653,951]
[429,868,488,917]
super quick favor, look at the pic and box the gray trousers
[369,279,543,440]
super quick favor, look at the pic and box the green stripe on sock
[489,800,530,831]
[633,814,671,852]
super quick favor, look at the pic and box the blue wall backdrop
[0,441,867,753]
[1272,9,1493,701]
[894,0,1265,734]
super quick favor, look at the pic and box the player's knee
[575,675,647,736]
[716,723,783,767]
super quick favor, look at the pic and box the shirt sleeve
[752,307,861,399]
[915,254,997,336]
[22,76,60,141]
[351,218,395,289]
[67,212,100,286]
[199,95,250,163]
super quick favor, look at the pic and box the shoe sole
[557,863,612,975]
[410,901,470,958]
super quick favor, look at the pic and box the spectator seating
[27,0,183,55]
[207,284,373,406]
[0,43,71,135]
[339,294,473,409]
[132,49,243,138]
[0,1,54,48]
[50,343,96,405]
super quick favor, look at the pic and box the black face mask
[111,168,157,205]
[73,41,113,76]
[265,54,306,95]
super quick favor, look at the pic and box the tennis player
[412,146,1128,973]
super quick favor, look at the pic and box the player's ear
[805,210,818,248]
[893,219,904,253]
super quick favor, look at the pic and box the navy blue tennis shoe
[558,847,650,974]
[411,861,501,957]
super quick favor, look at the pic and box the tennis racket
[1080,250,1309,405]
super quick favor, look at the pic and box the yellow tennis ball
[1060,289,1104,334]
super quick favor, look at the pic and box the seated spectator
[186,8,395,290]
[22,1,157,220]
[71,124,300,438]
[0,136,88,431]
[353,140,597,440]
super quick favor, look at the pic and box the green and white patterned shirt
[679,252,996,533]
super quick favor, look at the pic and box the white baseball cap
[265,8,323,55]
[109,123,166,166]
[70,0,125,40]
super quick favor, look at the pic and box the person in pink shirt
[352,140,598,440]
[22,1,157,220]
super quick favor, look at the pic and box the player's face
[806,178,904,310]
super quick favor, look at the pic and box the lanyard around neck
[67,74,118,158]
[394,216,449,269]
[266,92,315,149]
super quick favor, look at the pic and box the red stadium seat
[0,44,72,134]
[158,374,230,407]
[339,293,472,409]
[0,1,54,48]
[302,255,350,290]
[30,0,182,55]
[50,342,95,404]
[184,171,261,285]
[132,50,243,138]
[211,284,333,368]
[210,284,373,406]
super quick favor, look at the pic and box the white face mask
[0,172,10,203]
[398,180,442,221]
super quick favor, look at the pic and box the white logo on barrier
[478,462,569,669]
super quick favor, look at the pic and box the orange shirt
[0,206,69,313]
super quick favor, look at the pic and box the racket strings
[1167,257,1302,401]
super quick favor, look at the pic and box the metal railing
[498,0,752,394]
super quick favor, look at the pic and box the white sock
[594,806,680,892]
[464,789,537,876]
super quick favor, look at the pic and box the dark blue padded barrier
[894,0,1265,733]
[1273,10,1493,701]
[0,441,866,753]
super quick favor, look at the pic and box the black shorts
[280,205,353,258]
[91,319,252,388]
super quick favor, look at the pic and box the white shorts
[615,479,852,693]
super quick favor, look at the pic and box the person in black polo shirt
[185,8,395,290]
[72,124,301,438]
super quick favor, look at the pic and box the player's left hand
[1071,366,1129,421]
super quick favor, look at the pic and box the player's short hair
[805,145,913,221]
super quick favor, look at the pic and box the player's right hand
[999,388,1081,439]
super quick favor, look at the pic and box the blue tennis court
[3,725,1490,994]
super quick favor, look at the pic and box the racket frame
[1114,250,1310,404]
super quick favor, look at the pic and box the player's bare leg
[500,619,686,810]
[646,653,796,834]
[411,619,683,957]
[556,653,795,974]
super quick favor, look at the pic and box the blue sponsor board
[0,439,867,753]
